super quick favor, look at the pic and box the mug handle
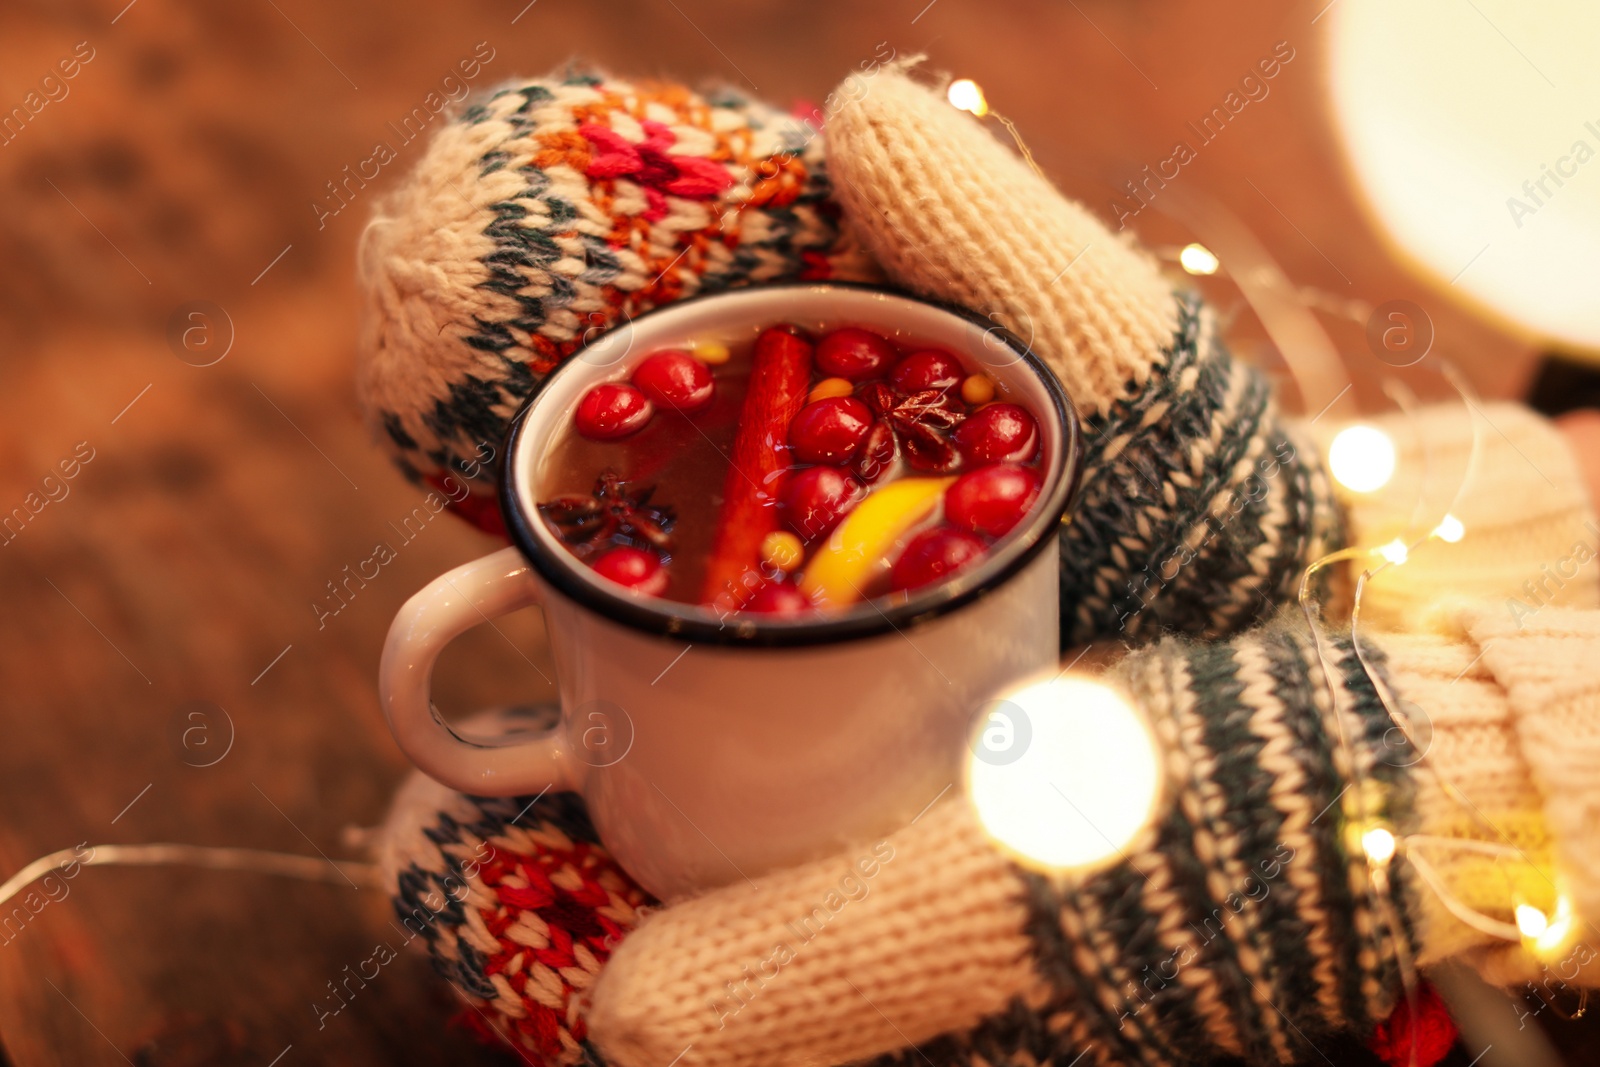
[380,545,577,796]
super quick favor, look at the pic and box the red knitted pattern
[456,833,653,1064]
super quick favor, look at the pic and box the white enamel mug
[380,284,1082,900]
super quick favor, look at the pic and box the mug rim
[499,281,1085,648]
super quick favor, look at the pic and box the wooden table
[0,0,1591,1063]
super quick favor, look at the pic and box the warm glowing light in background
[1433,513,1466,543]
[946,78,989,117]
[1361,825,1397,867]
[1516,902,1550,940]
[1328,424,1397,493]
[1328,1,1600,351]
[1378,538,1410,566]
[967,676,1160,872]
[1178,243,1220,275]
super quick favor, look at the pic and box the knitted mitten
[375,608,1600,1067]
[822,68,1341,644]
[356,64,1339,644]
[581,610,1600,1067]
[1308,401,1600,629]
[377,707,653,1066]
[357,68,877,524]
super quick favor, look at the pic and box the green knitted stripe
[1260,621,1361,1031]
[1136,808,1241,1056]
[1171,406,1285,638]
[1021,869,1189,1066]
[1329,632,1422,1002]
[1081,860,1203,1065]
[1206,632,1331,1041]
[1181,638,1295,1062]
[1127,641,1274,1060]
[1062,295,1210,641]
[1063,293,1311,646]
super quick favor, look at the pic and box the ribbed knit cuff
[1307,402,1600,631]
[1376,607,1600,990]
[1060,296,1343,646]
[823,70,1343,647]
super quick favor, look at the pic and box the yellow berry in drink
[761,530,805,573]
[808,377,854,403]
[961,374,996,406]
[691,340,732,365]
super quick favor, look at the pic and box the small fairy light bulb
[1328,424,1397,494]
[1516,903,1550,940]
[1378,538,1410,566]
[1179,243,1220,275]
[967,675,1161,873]
[1534,896,1578,955]
[946,78,989,117]
[1433,513,1465,543]
[1361,825,1397,867]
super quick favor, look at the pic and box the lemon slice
[800,476,955,606]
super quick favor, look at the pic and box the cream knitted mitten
[582,607,1600,1067]
[824,67,1341,644]
[355,64,1341,642]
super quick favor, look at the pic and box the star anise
[858,382,967,473]
[538,470,675,554]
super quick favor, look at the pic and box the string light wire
[0,842,380,913]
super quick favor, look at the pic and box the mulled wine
[537,325,1047,616]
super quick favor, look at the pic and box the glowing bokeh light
[946,78,989,118]
[967,676,1161,873]
[1329,425,1397,493]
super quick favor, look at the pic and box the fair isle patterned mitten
[377,709,654,1066]
[357,68,878,529]
[580,610,1600,1067]
[824,67,1342,645]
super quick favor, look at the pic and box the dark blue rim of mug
[500,281,1085,648]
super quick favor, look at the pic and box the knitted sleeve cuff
[1382,606,1600,988]
[1306,401,1600,631]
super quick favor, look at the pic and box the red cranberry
[945,464,1041,538]
[781,466,863,541]
[576,382,653,439]
[816,328,897,381]
[789,397,872,464]
[954,403,1040,464]
[632,350,714,414]
[591,546,668,596]
[745,581,813,615]
[891,526,988,591]
[852,421,897,484]
[890,349,964,394]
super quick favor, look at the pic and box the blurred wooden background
[0,0,1584,1064]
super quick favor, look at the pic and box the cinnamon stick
[701,325,813,607]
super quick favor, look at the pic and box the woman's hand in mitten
[357,68,879,532]
[820,67,1343,645]
[577,606,1600,1067]
[356,64,1342,644]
